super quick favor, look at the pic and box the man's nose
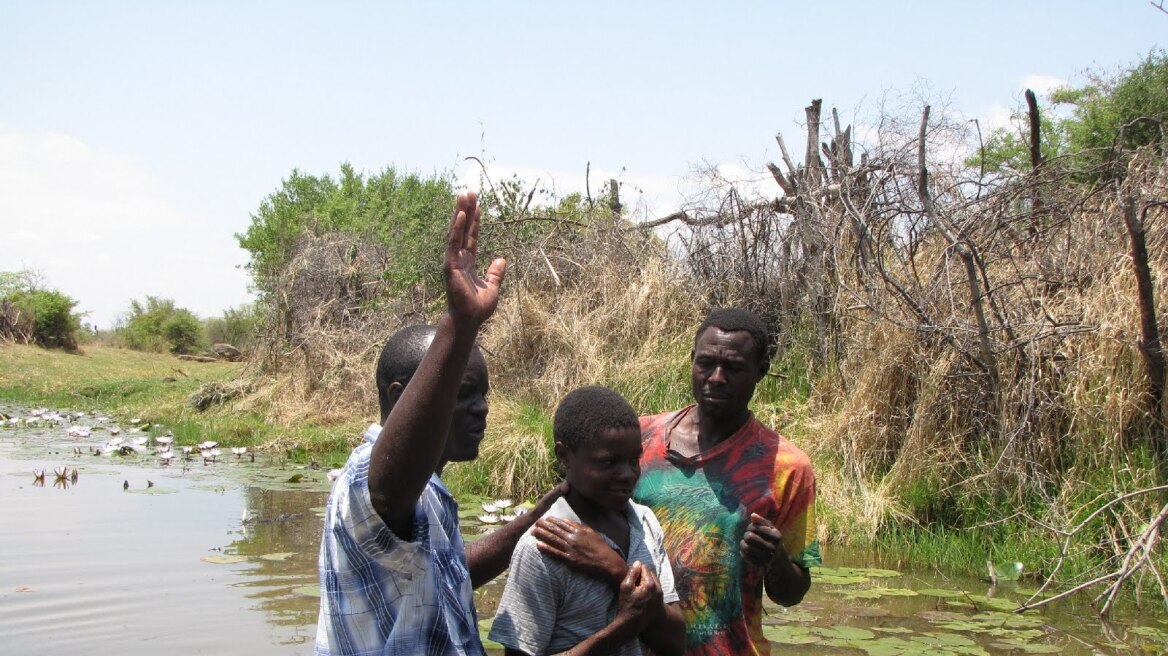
[708,365,727,384]
[471,396,489,416]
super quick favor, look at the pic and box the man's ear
[386,381,405,406]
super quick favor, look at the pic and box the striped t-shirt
[489,497,679,656]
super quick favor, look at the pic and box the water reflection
[228,486,329,630]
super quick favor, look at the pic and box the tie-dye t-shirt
[634,405,820,656]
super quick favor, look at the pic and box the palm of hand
[444,192,506,324]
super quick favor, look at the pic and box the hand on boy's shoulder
[533,517,628,586]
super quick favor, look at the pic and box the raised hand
[741,512,786,569]
[444,191,507,328]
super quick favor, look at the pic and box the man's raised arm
[367,192,507,539]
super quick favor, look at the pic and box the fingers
[620,561,643,592]
[465,192,480,255]
[483,256,507,288]
[447,191,479,258]
[750,512,776,528]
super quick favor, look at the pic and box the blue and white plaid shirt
[316,423,483,656]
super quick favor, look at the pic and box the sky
[1,1,1164,329]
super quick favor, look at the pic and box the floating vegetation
[293,585,321,598]
[259,552,295,561]
[201,554,247,564]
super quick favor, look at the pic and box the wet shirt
[634,406,820,656]
[489,497,679,656]
[316,423,482,656]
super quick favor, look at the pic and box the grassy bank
[0,343,361,465]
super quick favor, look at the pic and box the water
[2,406,1167,655]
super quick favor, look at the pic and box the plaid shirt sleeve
[315,424,483,656]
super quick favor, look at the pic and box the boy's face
[558,426,642,511]
[441,350,490,463]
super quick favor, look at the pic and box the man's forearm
[638,603,686,656]
[466,515,533,588]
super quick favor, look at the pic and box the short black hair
[694,308,772,367]
[376,324,437,421]
[553,385,639,451]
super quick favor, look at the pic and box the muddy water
[2,406,1167,655]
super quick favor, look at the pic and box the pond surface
[2,405,1167,655]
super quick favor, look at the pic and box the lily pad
[293,585,321,597]
[814,625,877,641]
[816,574,870,585]
[286,473,304,483]
[259,552,296,561]
[918,588,968,598]
[1129,625,1168,640]
[761,624,820,645]
[201,554,247,564]
[988,641,1062,654]
[478,618,505,650]
[830,587,920,600]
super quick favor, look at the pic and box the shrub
[118,296,207,354]
[0,270,81,350]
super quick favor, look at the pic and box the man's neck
[691,406,752,452]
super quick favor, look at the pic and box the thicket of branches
[231,69,1167,611]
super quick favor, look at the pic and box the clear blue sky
[1,1,1164,328]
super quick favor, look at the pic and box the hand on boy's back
[533,517,629,585]
[740,512,786,569]
[616,562,663,632]
[444,191,507,328]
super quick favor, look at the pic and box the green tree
[974,51,1168,179]
[236,164,454,298]
[1053,50,1168,176]
[0,270,82,350]
[119,296,207,354]
[204,302,262,352]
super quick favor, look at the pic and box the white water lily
[499,514,517,523]
[156,436,173,446]
[108,427,122,436]
[477,514,501,524]
[67,425,91,438]
[159,452,175,464]
[33,469,45,481]
[481,502,499,513]
[130,417,142,424]
[232,447,248,457]
[199,441,218,450]
[133,437,148,446]
[327,468,343,482]
[107,437,124,447]
[54,466,69,480]
[493,499,514,509]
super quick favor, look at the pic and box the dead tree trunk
[1122,194,1166,433]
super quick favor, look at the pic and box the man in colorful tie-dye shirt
[535,308,820,656]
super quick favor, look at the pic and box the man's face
[441,350,490,463]
[557,425,642,512]
[691,327,766,423]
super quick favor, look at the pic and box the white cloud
[1019,74,1067,95]
[0,127,253,329]
[983,102,1016,132]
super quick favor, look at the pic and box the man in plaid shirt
[316,191,563,655]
